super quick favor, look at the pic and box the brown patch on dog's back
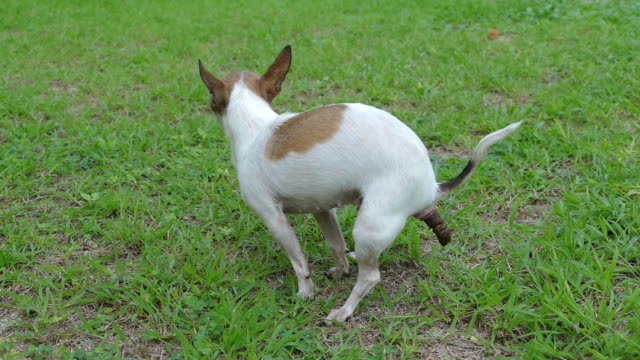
[265,104,347,160]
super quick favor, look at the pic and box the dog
[198,45,521,323]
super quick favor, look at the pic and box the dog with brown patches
[198,45,522,323]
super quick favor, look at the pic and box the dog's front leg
[313,209,350,279]
[261,209,314,298]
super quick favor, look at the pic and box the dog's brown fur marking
[265,104,347,160]
[221,72,261,95]
[201,72,267,114]
[220,72,281,107]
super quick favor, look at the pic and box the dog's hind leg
[314,209,350,279]
[325,205,407,323]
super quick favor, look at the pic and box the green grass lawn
[1,0,639,358]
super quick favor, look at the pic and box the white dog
[198,45,521,323]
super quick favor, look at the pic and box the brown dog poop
[424,211,452,246]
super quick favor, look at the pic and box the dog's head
[198,45,292,115]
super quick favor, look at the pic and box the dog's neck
[222,81,278,168]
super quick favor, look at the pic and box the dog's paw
[297,290,314,299]
[324,307,353,324]
[326,265,350,280]
[295,278,315,299]
[297,287,314,299]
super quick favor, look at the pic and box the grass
[1,0,639,358]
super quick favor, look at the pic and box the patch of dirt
[0,312,34,357]
[0,301,171,359]
[469,195,554,227]
[62,304,171,359]
[418,323,509,360]
[541,71,564,86]
[428,145,470,158]
[50,79,79,97]
[482,91,532,110]
[45,79,103,118]
[513,199,554,225]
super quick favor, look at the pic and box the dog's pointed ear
[199,59,224,94]
[261,45,292,102]
[199,59,229,113]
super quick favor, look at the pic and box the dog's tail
[437,121,522,197]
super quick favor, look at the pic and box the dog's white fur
[199,46,521,323]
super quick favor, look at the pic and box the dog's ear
[199,60,229,113]
[261,45,292,102]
